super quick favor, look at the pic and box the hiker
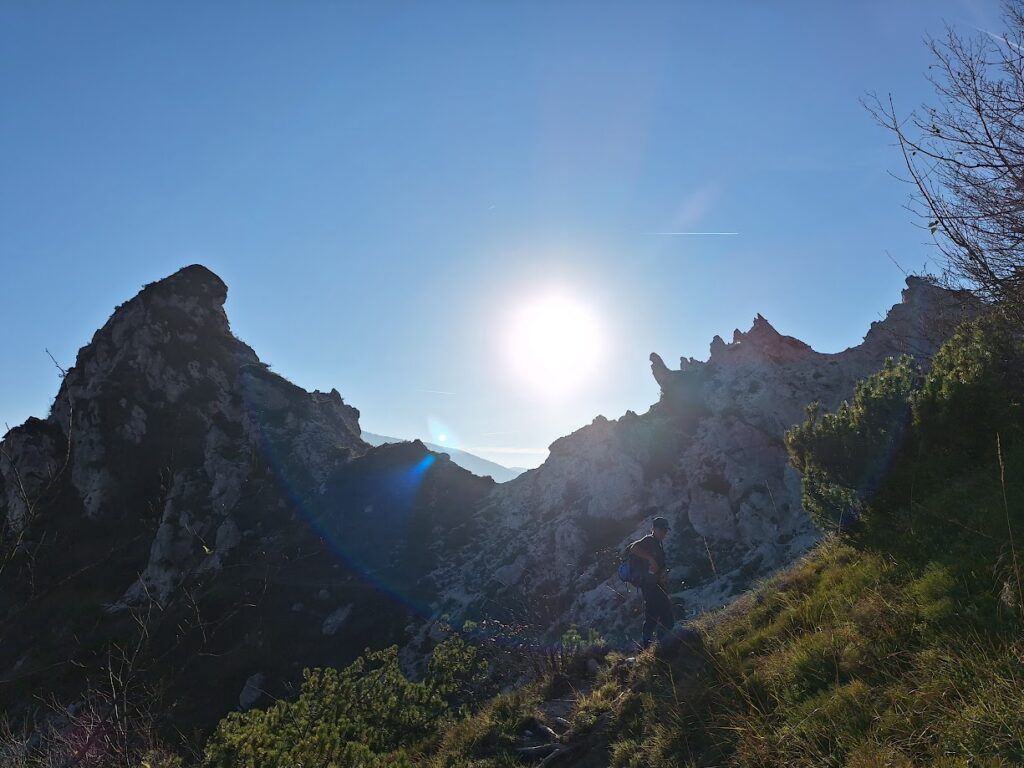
[628,516,674,648]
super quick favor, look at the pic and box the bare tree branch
[869,6,1024,325]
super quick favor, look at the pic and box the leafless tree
[0,600,178,768]
[869,3,1024,322]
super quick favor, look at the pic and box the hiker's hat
[652,516,669,530]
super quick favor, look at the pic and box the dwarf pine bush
[785,355,918,533]
[787,317,1024,565]
[203,636,485,768]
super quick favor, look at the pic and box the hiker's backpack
[618,546,641,586]
[617,557,634,584]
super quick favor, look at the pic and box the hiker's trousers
[641,581,674,643]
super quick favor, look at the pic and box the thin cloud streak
[976,26,1024,52]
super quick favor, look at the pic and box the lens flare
[427,416,460,450]
[238,372,439,620]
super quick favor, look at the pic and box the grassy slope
[607,543,1023,767]
[428,447,1024,767]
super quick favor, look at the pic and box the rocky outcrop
[428,277,978,645]
[1,265,365,604]
[0,266,492,737]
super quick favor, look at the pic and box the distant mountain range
[361,432,526,483]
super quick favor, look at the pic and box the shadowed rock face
[0,265,493,738]
[426,277,979,646]
[2,265,366,602]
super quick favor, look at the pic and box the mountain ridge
[0,266,978,740]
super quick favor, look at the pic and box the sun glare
[506,292,604,399]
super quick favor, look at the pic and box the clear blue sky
[0,1,1004,468]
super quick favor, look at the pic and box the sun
[506,291,604,399]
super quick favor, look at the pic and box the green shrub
[203,636,483,768]
[788,318,1024,570]
[426,687,541,768]
[560,625,606,653]
[786,356,917,532]
[915,319,1024,467]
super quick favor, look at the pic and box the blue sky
[0,1,1004,468]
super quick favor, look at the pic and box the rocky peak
[143,263,228,303]
[649,352,672,391]
[91,264,232,355]
[1,265,366,575]
[123,263,230,322]
[704,314,815,366]
[739,313,813,353]
[860,275,977,359]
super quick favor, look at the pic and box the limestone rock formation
[427,277,978,645]
[0,266,492,736]
[1,266,365,602]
